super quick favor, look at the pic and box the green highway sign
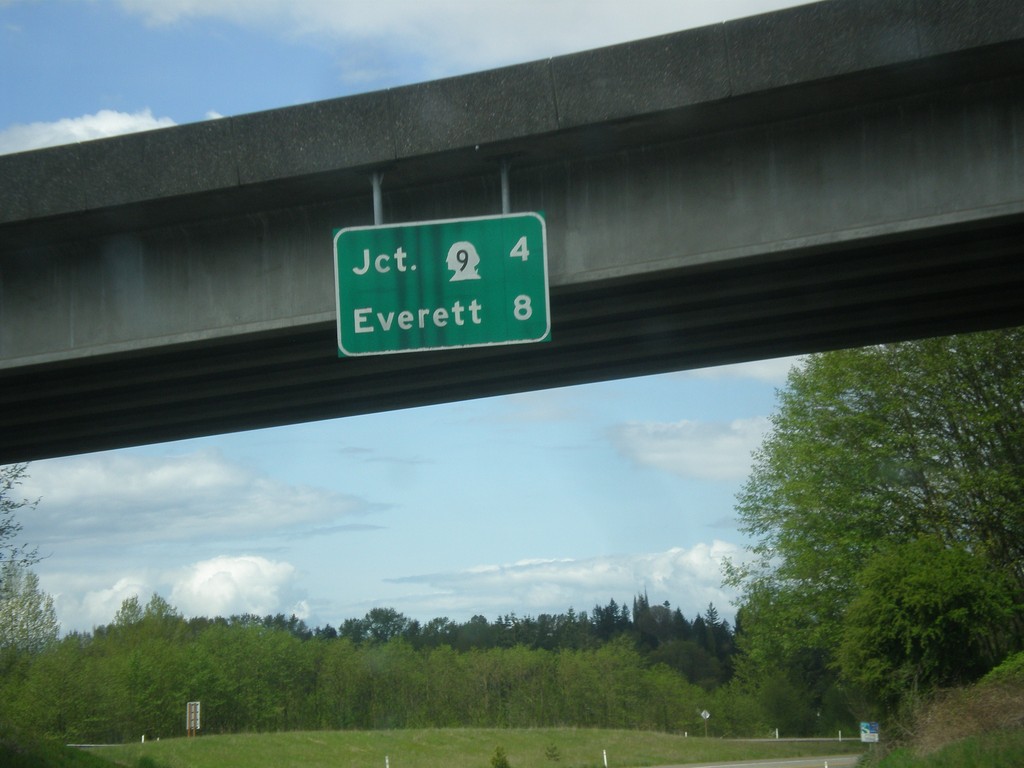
[333,213,550,357]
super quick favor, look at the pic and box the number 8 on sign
[513,295,532,321]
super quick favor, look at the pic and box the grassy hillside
[1,733,114,768]
[86,728,865,768]
[867,729,1024,768]
[867,651,1024,767]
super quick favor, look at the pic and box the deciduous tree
[0,561,58,654]
[726,329,1024,710]
[0,464,38,572]
[838,537,1016,706]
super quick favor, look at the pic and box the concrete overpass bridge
[2,0,1024,463]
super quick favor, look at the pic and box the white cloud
[81,576,149,624]
[1,3,810,155]
[496,389,584,424]
[169,555,304,619]
[388,542,742,623]
[41,554,306,630]
[610,416,769,481]
[39,572,153,633]
[21,449,377,631]
[0,108,175,155]
[20,449,377,552]
[680,355,804,384]
[116,0,814,81]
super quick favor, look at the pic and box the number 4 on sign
[510,236,529,261]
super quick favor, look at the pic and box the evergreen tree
[591,598,630,641]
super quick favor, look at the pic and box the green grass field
[85,728,866,768]
[867,728,1024,768]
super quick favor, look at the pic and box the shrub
[490,745,511,768]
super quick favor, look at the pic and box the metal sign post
[186,701,201,738]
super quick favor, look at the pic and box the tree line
[0,591,743,744]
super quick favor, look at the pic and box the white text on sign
[354,300,483,333]
[352,248,414,275]
[333,213,549,356]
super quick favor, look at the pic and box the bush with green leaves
[490,746,511,768]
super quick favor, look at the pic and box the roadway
[652,757,858,768]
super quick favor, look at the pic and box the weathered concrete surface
[2,0,1024,461]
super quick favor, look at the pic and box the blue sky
[1,0,808,633]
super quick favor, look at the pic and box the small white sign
[701,709,710,720]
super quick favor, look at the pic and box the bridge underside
[4,211,1023,463]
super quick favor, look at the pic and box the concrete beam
[2,0,1024,462]
[5,0,1024,232]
